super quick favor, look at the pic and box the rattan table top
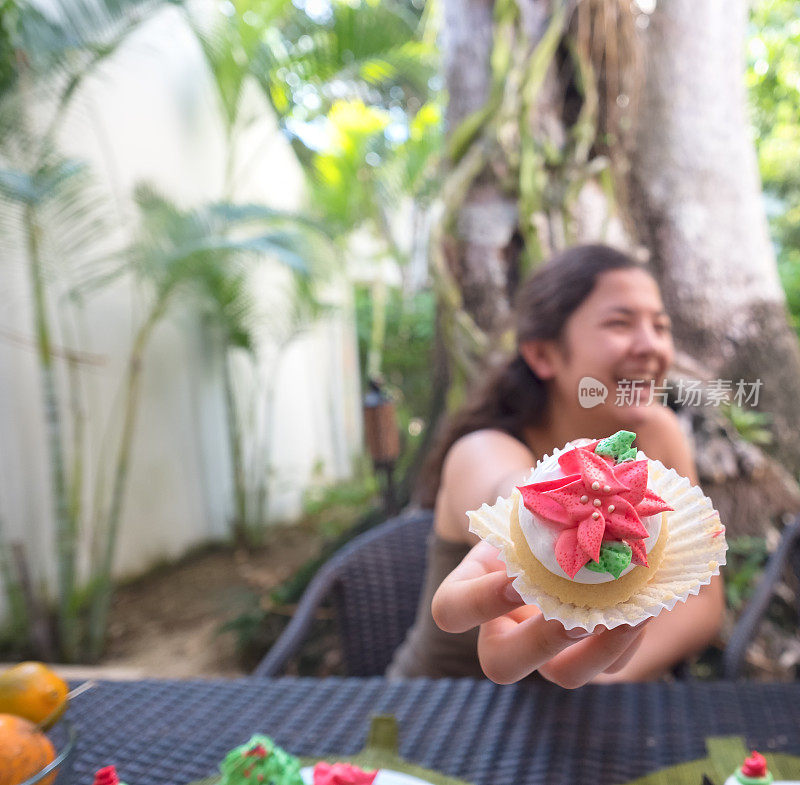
[64,677,800,785]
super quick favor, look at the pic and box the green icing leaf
[595,430,637,463]
[584,541,632,579]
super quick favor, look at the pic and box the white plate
[301,767,434,785]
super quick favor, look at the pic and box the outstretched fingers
[477,610,588,684]
[536,622,650,688]
[478,612,651,687]
[432,541,523,634]
[432,537,652,687]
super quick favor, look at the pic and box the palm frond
[254,0,437,124]
[308,97,442,238]
[14,0,182,77]
[197,267,259,353]
[119,184,332,302]
[204,201,331,236]
[184,0,293,131]
[376,100,443,206]
[123,186,337,360]
[7,0,183,150]
[0,153,120,295]
[0,159,88,206]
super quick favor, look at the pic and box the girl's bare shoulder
[436,430,536,541]
[443,429,535,478]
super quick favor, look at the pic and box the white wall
[0,4,362,616]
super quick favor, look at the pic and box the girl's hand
[432,541,649,686]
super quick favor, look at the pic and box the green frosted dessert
[218,735,303,785]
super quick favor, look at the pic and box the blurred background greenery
[0,0,798,672]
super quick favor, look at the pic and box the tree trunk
[629,0,800,475]
[440,0,522,339]
[440,0,631,343]
[440,0,800,480]
[436,0,800,537]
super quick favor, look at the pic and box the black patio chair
[253,508,434,677]
[723,515,800,679]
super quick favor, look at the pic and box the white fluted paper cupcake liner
[468,449,727,633]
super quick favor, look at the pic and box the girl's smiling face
[523,268,674,427]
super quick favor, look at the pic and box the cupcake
[218,735,303,785]
[468,430,727,632]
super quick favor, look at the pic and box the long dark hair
[415,244,647,507]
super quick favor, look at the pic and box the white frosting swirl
[516,442,662,584]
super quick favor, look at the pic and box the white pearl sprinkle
[593,498,601,507]
[603,484,611,493]
[591,481,600,491]
[608,504,615,513]
[592,511,600,520]
[580,495,589,504]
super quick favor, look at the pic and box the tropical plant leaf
[185,0,293,131]
[3,0,183,154]
[95,185,333,306]
[0,159,88,206]
[307,98,441,237]
[13,0,182,76]
[253,0,437,127]
[0,153,119,296]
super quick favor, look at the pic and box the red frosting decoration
[93,767,120,785]
[313,763,378,785]
[518,446,673,578]
[741,751,768,778]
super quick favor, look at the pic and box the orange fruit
[0,663,69,727]
[0,713,57,785]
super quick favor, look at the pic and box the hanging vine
[430,0,644,400]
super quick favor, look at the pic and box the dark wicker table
[65,678,800,785]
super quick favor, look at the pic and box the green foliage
[187,0,293,133]
[308,98,443,236]
[255,0,435,128]
[719,404,774,446]
[747,0,800,327]
[0,155,116,293]
[725,535,769,611]
[0,0,190,661]
[0,1,17,97]
[312,100,392,231]
[188,0,443,395]
[0,0,442,659]
[0,0,337,658]
[11,0,180,73]
[128,186,323,291]
[354,284,435,424]
[302,457,380,539]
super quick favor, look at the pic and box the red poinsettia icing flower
[518,446,673,578]
[313,762,378,785]
[741,751,768,778]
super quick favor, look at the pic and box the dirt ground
[100,525,325,678]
